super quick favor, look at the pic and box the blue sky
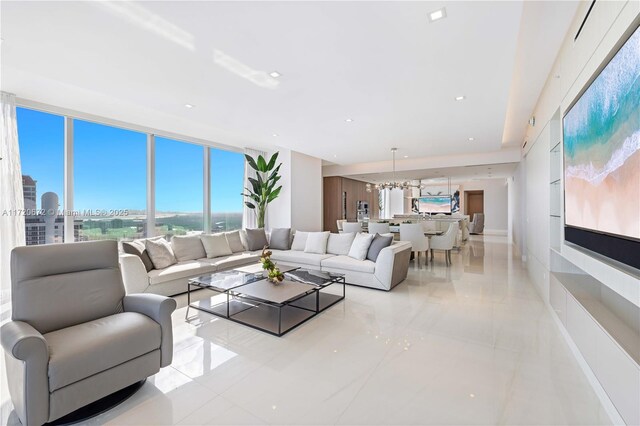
[17,107,244,213]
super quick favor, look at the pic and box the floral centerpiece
[260,247,284,284]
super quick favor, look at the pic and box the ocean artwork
[563,26,640,241]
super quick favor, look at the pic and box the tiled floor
[1,236,612,425]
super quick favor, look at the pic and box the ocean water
[564,26,640,181]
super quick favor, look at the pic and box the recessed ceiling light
[403,155,409,158]
[455,96,466,101]
[184,104,194,108]
[272,133,278,137]
[428,7,447,22]
[333,155,337,158]
[468,137,475,141]
[345,118,354,123]
[269,71,281,78]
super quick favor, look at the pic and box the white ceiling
[349,162,518,184]
[1,1,578,165]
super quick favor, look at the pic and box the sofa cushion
[327,232,356,255]
[269,228,291,250]
[225,230,245,253]
[211,252,261,270]
[44,312,161,391]
[147,259,217,285]
[171,235,206,261]
[367,233,394,262]
[201,233,233,258]
[304,231,330,254]
[245,228,268,251]
[321,255,375,274]
[291,231,309,251]
[270,249,333,267]
[348,233,375,261]
[122,240,154,272]
[146,238,177,269]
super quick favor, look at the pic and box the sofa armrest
[1,321,50,426]
[374,242,412,290]
[119,253,150,294]
[123,294,177,367]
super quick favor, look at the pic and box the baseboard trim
[483,229,508,236]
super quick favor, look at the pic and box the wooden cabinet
[323,177,378,232]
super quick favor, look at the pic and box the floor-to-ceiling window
[16,107,65,245]
[155,136,203,238]
[210,148,244,232]
[74,120,147,241]
[17,106,244,243]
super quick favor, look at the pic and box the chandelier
[366,148,425,192]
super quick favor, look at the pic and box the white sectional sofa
[119,230,411,296]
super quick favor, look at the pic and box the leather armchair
[1,240,177,425]
[469,213,485,234]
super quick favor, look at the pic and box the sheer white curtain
[0,92,25,303]
[242,148,267,229]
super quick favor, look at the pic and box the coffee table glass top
[283,268,344,287]
[188,270,263,291]
[235,279,317,304]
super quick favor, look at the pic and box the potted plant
[260,247,284,284]
[242,152,282,228]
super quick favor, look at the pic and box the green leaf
[245,154,259,171]
[244,202,256,209]
[248,177,260,194]
[266,152,279,171]
[268,164,281,181]
[267,186,282,203]
[267,175,281,192]
[257,155,268,172]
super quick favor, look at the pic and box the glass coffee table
[187,264,345,336]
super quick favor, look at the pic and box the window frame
[16,99,244,241]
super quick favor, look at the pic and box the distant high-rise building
[22,177,82,245]
[22,175,37,210]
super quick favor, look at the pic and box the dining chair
[400,223,429,267]
[336,219,347,232]
[342,222,363,233]
[429,222,457,266]
[421,220,437,233]
[368,222,391,235]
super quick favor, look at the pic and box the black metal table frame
[186,272,346,337]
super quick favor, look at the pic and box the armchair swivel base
[45,380,145,426]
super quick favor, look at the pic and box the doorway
[465,190,484,220]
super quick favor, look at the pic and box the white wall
[267,149,292,229]
[388,188,405,218]
[460,179,509,235]
[508,161,526,259]
[521,0,639,306]
[268,149,323,232]
[523,123,551,300]
[290,151,323,232]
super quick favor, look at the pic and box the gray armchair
[1,240,177,425]
[469,213,485,234]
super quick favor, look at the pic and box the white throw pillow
[327,232,356,255]
[291,231,309,251]
[304,231,330,254]
[348,232,375,261]
[225,230,245,253]
[201,233,233,258]
[145,238,177,269]
[171,234,206,261]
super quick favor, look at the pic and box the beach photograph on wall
[563,25,639,242]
